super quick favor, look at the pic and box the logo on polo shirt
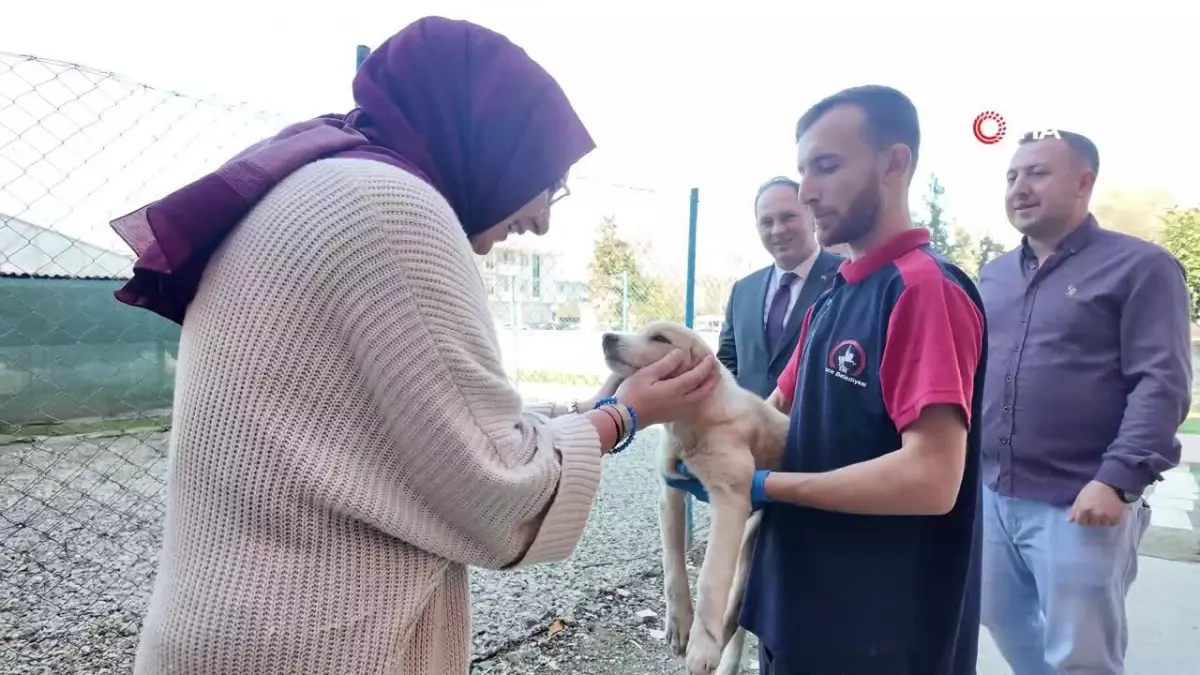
[826,339,868,388]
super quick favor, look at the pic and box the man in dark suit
[717,176,843,398]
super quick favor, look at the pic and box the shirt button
[1003,405,1012,412]
[1012,345,1020,352]
[1005,376,1013,382]
[1000,436,1011,444]
[1020,316,1028,323]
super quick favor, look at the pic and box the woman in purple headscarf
[115,17,717,675]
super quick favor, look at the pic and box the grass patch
[509,370,604,387]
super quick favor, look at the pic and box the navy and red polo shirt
[740,228,987,675]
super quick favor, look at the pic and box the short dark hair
[794,85,921,172]
[754,176,799,210]
[1018,129,1100,176]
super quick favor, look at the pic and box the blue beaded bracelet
[594,397,638,454]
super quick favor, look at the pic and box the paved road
[1181,432,1200,464]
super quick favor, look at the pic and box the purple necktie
[765,271,798,353]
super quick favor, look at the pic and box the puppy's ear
[598,372,624,397]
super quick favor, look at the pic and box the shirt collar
[839,228,930,285]
[773,247,820,283]
[1020,213,1099,263]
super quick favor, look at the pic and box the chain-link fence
[0,52,288,673]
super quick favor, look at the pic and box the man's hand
[1068,481,1127,526]
[766,388,791,415]
[663,462,710,502]
[662,460,771,509]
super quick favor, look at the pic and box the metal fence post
[683,187,700,550]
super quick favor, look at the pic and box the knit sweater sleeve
[318,160,604,570]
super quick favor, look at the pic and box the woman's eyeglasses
[548,174,570,206]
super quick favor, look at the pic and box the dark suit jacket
[716,251,843,399]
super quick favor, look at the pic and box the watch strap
[1113,487,1140,504]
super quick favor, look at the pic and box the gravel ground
[2,429,167,674]
[0,426,719,673]
[471,545,761,675]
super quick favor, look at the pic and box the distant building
[477,243,590,329]
[1,214,134,279]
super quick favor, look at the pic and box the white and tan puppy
[599,321,789,675]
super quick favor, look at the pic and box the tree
[1093,187,1175,243]
[587,217,641,328]
[1161,207,1200,322]
[632,276,685,326]
[696,274,738,317]
[946,225,979,279]
[975,235,1006,273]
[587,217,682,328]
[916,174,952,257]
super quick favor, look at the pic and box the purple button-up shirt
[978,216,1193,505]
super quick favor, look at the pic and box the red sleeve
[775,304,815,403]
[879,278,983,432]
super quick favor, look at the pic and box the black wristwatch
[1112,487,1140,504]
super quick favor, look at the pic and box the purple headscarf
[110,16,596,324]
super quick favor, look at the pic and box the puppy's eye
[650,334,671,344]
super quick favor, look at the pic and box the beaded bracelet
[594,397,638,454]
[593,401,625,440]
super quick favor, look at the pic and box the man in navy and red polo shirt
[673,86,987,674]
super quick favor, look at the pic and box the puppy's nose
[602,333,618,349]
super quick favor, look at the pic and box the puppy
[600,321,789,675]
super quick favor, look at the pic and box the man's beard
[817,180,880,248]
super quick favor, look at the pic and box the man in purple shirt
[978,130,1193,674]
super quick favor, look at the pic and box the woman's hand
[615,350,719,427]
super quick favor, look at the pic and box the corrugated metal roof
[0,271,130,281]
[1,213,136,279]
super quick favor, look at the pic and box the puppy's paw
[713,646,743,675]
[665,601,693,656]
[685,636,722,675]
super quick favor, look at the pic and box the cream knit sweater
[133,158,604,674]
